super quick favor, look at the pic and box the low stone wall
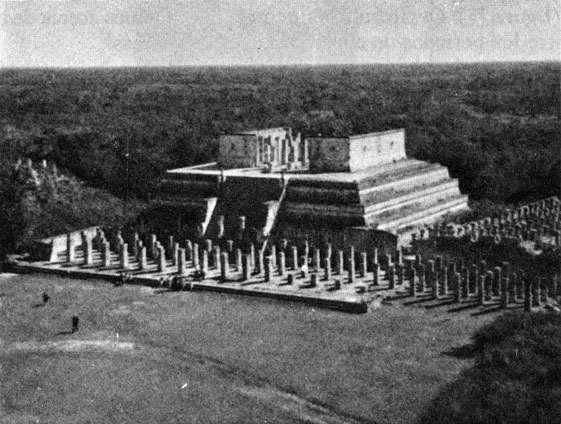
[31,226,99,262]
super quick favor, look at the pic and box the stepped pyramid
[152,127,468,250]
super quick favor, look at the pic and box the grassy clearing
[0,273,498,423]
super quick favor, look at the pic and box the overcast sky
[1,0,559,67]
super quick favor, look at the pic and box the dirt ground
[0,273,498,424]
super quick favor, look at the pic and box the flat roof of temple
[166,158,426,184]
[308,128,405,140]
[225,127,287,136]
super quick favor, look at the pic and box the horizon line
[1,59,559,71]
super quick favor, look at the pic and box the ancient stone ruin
[149,127,469,252]
[8,133,559,314]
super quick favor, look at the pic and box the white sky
[1,0,559,67]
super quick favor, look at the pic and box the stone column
[512,273,521,301]
[360,252,368,278]
[385,254,393,270]
[67,234,75,263]
[256,249,264,275]
[287,273,295,285]
[157,246,166,272]
[478,259,487,276]
[120,243,129,270]
[310,273,318,288]
[172,243,179,266]
[453,272,461,303]
[217,216,225,239]
[492,267,502,297]
[236,249,243,272]
[213,247,221,272]
[484,271,493,302]
[431,269,439,300]
[102,242,111,267]
[84,237,93,265]
[396,265,404,286]
[440,267,448,296]
[192,244,200,269]
[178,248,186,276]
[264,256,272,282]
[460,268,468,299]
[205,239,213,254]
[201,250,209,275]
[131,233,139,258]
[270,245,277,268]
[325,243,333,261]
[242,254,251,281]
[138,246,147,270]
[324,257,332,281]
[469,264,479,294]
[409,268,417,297]
[227,240,234,253]
[477,275,485,306]
[396,247,403,267]
[136,241,144,262]
[290,246,298,271]
[371,248,378,265]
[372,262,380,286]
[417,263,425,292]
[148,234,157,259]
[278,251,286,276]
[337,250,344,276]
[347,256,355,284]
[500,277,508,308]
[313,249,321,271]
[388,265,395,290]
[220,252,229,282]
[185,239,193,261]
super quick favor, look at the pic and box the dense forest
[0,62,560,252]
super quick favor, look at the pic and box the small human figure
[71,316,79,333]
[42,292,50,304]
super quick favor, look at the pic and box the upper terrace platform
[165,158,429,186]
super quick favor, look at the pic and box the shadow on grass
[442,343,477,359]
[417,313,561,424]
[57,330,74,335]
[403,295,435,306]
[447,302,479,313]
[470,306,502,316]
[32,303,46,308]
[425,299,456,309]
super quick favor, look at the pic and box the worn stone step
[375,195,469,231]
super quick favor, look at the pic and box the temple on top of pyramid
[147,127,469,252]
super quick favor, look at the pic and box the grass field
[0,272,498,423]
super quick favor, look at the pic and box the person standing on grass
[71,316,79,333]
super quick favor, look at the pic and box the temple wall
[218,134,258,168]
[308,138,351,172]
[348,130,407,171]
[308,129,406,173]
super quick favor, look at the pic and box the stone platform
[11,226,558,315]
